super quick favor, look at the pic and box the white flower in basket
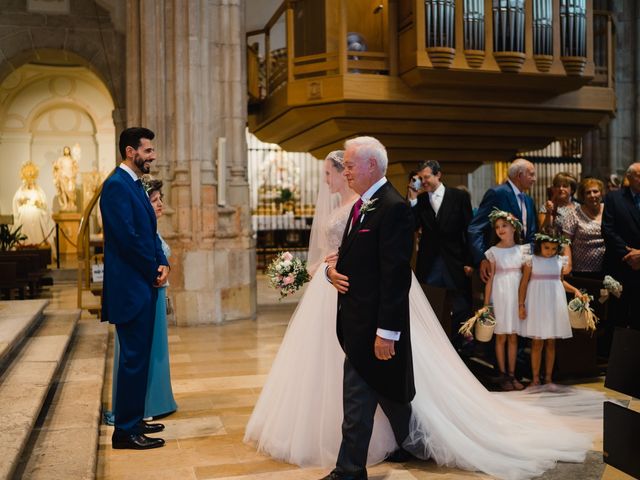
[568,293,599,331]
[459,306,496,343]
[266,251,310,299]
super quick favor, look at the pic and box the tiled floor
[89,277,634,480]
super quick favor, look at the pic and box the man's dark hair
[119,127,155,159]
[418,160,441,175]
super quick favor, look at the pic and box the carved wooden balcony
[246,0,614,174]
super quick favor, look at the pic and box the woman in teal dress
[105,178,177,423]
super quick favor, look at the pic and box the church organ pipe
[464,0,485,50]
[561,0,587,57]
[493,0,525,53]
[533,0,553,56]
[424,0,456,48]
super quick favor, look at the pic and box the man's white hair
[344,136,388,174]
[626,162,640,176]
[507,158,533,180]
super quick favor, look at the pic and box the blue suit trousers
[114,289,157,434]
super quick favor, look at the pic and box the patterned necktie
[518,192,527,235]
[351,198,363,228]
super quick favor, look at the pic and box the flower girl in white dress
[519,227,582,388]
[245,152,602,480]
[483,209,527,391]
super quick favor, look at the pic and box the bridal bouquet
[568,292,598,332]
[459,306,496,342]
[599,275,623,303]
[267,251,310,298]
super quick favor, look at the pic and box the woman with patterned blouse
[563,178,605,278]
[563,177,611,357]
[538,172,578,232]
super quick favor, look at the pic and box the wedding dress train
[244,190,604,480]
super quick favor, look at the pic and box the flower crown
[534,232,571,246]
[488,207,523,232]
[140,174,155,194]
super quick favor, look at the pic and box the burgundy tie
[351,198,363,228]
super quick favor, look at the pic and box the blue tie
[517,193,527,234]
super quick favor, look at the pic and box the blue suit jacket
[100,167,168,324]
[468,182,537,266]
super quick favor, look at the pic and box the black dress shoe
[112,433,165,450]
[385,448,417,463]
[319,471,367,480]
[137,421,165,434]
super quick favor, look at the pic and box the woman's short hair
[142,176,163,198]
[576,177,604,203]
[551,172,578,194]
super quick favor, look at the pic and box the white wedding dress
[244,188,604,480]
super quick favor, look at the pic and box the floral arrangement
[568,292,599,332]
[266,251,310,298]
[459,305,496,338]
[533,231,571,246]
[488,207,523,232]
[599,275,623,303]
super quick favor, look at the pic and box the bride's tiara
[326,150,344,166]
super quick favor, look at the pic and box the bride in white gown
[245,151,602,480]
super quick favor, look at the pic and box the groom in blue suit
[468,158,537,282]
[101,127,170,450]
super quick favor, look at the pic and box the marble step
[0,309,79,480]
[0,300,49,370]
[13,318,108,480]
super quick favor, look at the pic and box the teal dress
[105,235,177,423]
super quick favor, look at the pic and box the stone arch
[0,0,126,119]
[0,49,124,116]
[0,63,116,215]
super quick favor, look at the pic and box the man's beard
[134,154,151,174]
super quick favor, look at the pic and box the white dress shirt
[428,182,445,215]
[408,182,444,214]
[119,163,139,182]
[357,176,387,224]
[507,179,527,235]
[326,176,401,341]
[361,177,400,342]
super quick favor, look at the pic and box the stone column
[126,0,256,324]
[608,0,638,174]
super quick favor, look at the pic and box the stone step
[0,309,79,480]
[0,300,49,370]
[13,318,108,480]
[48,268,77,285]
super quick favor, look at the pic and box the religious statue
[53,145,79,211]
[12,160,55,247]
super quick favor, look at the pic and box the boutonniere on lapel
[360,198,378,216]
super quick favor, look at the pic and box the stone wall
[125,0,256,324]
[0,0,256,324]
